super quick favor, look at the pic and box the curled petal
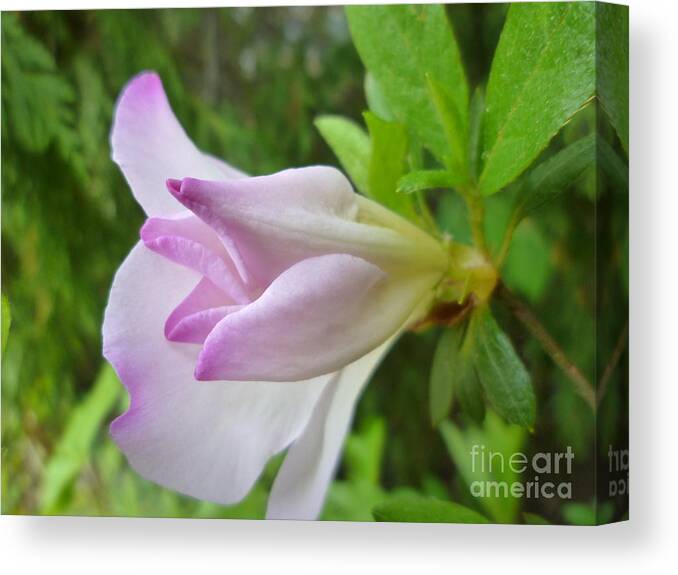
[103,243,331,505]
[168,170,447,287]
[141,215,250,304]
[111,71,244,217]
[195,253,437,382]
[164,277,243,344]
[266,339,394,520]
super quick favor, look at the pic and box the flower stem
[497,283,596,411]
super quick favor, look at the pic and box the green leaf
[480,2,595,196]
[1,14,78,154]
[364,111,416,219]
[343,417,386,486]
[598,137,629,191]
[433,315,486,423]
[426,75,468,177]
[322,417,391,522]
[373,496,489,524]
[437,192,472,244]
[1,293,10,354]
[597,3,629,152]
[516,133,596,215]
[364,73,394,122]
[455,344,486,424]
[315,115,370,195]
[473,307,536,428]
[39,365,122,513]
[429,326,462,426]
[562,503,595,525]
[503,220,552,303]
[484,191,552,303]
[468,88,485,181]
[397,170,462,195]
[346,4,468,163]
[439,413,526,523]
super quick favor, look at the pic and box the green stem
[462,188,488,256]
[596,322,629,406]
[497,283,596,411]
[415,191,439,236]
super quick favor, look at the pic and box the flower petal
[111,71,245,217]
[168,169,447,288]
[164,277,242,344]
[266,339,393,520]
[103,243,331,505]
[195,253,437,382]
[140,214,250,304]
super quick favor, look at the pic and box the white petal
[111,72,245,217]
[103,243,330,505]
[265,340,394,520]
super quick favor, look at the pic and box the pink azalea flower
[103,72,448,519]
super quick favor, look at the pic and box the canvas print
[1,2,628,524]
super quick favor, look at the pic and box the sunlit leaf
[480,2,595,195]
[364,73,394,122]
[315,115,370,195]
[426,75,468,178]
[364,111,416,219]
[346,4,468,163]
[397,170,461,195]
[39,365,121,513]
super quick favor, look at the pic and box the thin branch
[415,191,439,236]
[495,211,520,270]
[497,283,596,411]
[596,321,629,406]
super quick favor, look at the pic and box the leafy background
[1,5,627,524]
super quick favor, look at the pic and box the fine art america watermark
[608,445,629,497]
[469,444,575,500]
[469,444,630,501]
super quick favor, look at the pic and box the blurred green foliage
[1,5,627,524]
